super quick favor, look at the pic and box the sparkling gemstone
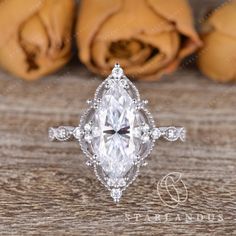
[168,129,175,138]
[57,127,68,140]
[111,188,122,202]
[119,79,129,89]
[73,127,81,139]
[112,65,123,78]
[152,128,161,139]
[84,123,91,131]
[164,127,179,141]
[84,133,93,143]
[92,81,139,179]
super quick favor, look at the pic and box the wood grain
[0,0,235,235]
[0,64,235,235]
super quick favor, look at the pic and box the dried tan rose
[77,0,201,80]
[0,0,75,80]
[198,1,236,82]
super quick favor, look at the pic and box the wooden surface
[0,63,235,235]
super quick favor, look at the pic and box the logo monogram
[157,172,188,208]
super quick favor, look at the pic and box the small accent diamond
[56,127,70,141]
[58,127,67,138]
[152,128,161,140]
[73,127,81,140]
[111,188,122,203]
[112,64,123,78]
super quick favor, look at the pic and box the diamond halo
[49,64,186,203]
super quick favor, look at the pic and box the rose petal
[77,0,122,67]
[96,0,173,41]
[0,0,75,80]
[107,45,152,68]
[136,31,180,61]
[77,0,201,79]
[207,1,236,38]
[39,0,75,56]
[147,0,202,49]
[125,31,180,76]
[21,15,49,55]
[78,0,173,73]
[198,31,236,82]
[0,0,42,47]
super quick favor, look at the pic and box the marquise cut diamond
[92,81,137,178]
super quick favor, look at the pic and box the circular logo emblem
[157,172,188,208]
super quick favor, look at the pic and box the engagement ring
[49,64,186,203]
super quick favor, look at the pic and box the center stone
[81,77,153,191]
[91,81,137,179]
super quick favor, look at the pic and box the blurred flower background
[77,0,202,80]
[0,0,75,80]
[0,0,234,82]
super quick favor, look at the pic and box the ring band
[49,126,185,142]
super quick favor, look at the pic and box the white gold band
[48,126,80,141]
[49,126,186,142]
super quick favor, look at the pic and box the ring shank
[49,126,185,142]
[48,126,78,141]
